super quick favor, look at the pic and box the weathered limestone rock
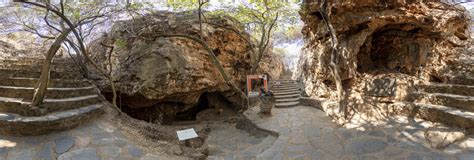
[0,32,67,59]
[425,126,465,149]
[88,12,282,123]
[295,1,471,100]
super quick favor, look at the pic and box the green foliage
[207,1,299,43]
[166,0,209,13]
[114,38,127,50]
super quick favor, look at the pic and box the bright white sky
[463,2,474,9]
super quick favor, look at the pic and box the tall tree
[13,1,123,110]
[207,1,285,73]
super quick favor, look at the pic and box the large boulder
[88,12,282,122]
[295,1,472,99]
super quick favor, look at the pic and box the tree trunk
[32,29,72,106]
[319,0,346,117]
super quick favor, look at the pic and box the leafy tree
[207,1,285,73]
[12,1,124,110]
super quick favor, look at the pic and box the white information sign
[176,128,198,141]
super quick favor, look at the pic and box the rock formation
[296,1,472,99]
[88,12,283,124]
[0,32,52,59]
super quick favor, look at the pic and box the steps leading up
[0,58,105,136]
[0,85,97,99]
[398,81,474,132]
[272,77,300,108]
[418,82,474,97]
[411,92,474,112]
[0,77,91,88]
[0,104,104,136]
[394,102,474,132]
[0,69,83,79]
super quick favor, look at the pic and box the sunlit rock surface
[88,12,282,113]
[295,0,472,99]
[0,32,56,59]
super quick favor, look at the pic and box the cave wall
[295,1,471,99]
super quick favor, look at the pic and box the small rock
[171,146,183,155]
[58,148,99,160]
[459,138,474,150]
[191,152,206,159]
[425,127,465,149]
[189,138,204,148]
[54,135,75,154]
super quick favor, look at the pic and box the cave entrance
[174,93,210,122]
[357,27,425,75]
[105,91,236,125]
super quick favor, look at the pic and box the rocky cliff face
[258,52,285,80]
[295,1,472,99]
[0,32,56,59]
[88,12,282,124]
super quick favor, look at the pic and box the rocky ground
[243,105,474,160]
[2,102,474,160]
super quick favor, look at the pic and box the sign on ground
[176,128,198,141]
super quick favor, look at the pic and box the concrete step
[0,77,90,88]
[274,94,300,99]
[272,84,298,88]
[0,69,83,79]
[272,81,297,85]
[0,85,98,99]
[450,76,474,86]
[0,63,81,72]
[0,95,102,116]
[272,85,297,88]
[411,92,474,112]
[273,90,300,96]
[0,58,75,65]
[0,104,104,136]
[272,88,299,93]
[418,82,474,96]
[394,102,474,132]
[275,101,299,108]
[275,97,299,103]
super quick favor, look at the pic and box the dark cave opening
[174,93,210,121]
[103,91,234,125]
[357,27,426,76]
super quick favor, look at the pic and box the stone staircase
[0,58,105,136]
[395,81,474,132]
[272,74,301,108]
